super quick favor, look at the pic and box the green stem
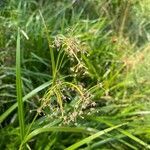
[39,10,56,83]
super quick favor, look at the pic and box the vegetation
[0,0,150,149]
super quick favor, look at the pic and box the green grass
[16,28,25,142]
[0,0,150,149]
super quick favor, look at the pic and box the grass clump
[0,0,150,149]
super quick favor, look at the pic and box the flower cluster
[52,34,90,77]
[37,81,97,125]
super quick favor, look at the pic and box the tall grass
[16,28,25,141]
[0,0,150,149]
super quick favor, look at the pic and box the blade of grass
[89,116,150,149]
[0,81,52,124]
[16,28,25,141]
[118,139,138,150]
[23,127,92,144]
[65,123,127,150]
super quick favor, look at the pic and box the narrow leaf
[65,123,127,150]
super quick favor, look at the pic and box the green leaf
[16,28,25,141]
[0,81,52,124]
[65,123,127,150]
[23,127,92,144]
[89,116,150,149]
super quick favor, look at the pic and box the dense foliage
[0,0,150,149]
